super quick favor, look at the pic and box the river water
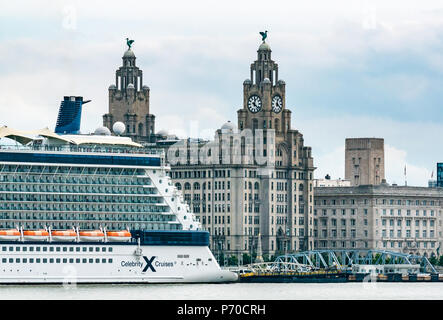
[0,282,442,300]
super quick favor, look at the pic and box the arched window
[254,182,259,190]
[184,182,191,190]
[138,123,144,136]
[175,183,182,190]
[299,183,304,191]
[193,182,200,190]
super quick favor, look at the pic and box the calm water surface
[0,282,441,300]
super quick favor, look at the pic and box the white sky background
[1,0,443,186]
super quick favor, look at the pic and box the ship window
[36,258,40,263]
[63,258,67,263]
[76,247,80,252]
[69,259,74,263]
[15,258,20,263]
[95,258,100,263]
[29,259,34,263]
[89,259,93,263]
[89,247,93,252]
[76,259,80,263]
[50,247,54,252]
[43,247,47,252]
[102,259,106,263]
[95,247,100,252]
[1,247,5,252]
[36,247,41,252]
[23,258,27,263]
[102,247,106,252]
[8,247,13,252]
[23,247,27,252]
[56,247,61,252]
[82,259,87,263]
[2,258,6,263]
[8,258,13,263]
[109,248,113,252]
[69,247,74,252]
[63,247,67,252]
[29,247,34,252]
[108,259,112,263]
[56,259,60,263]
[43,259,47,263]
[82,248,87,252]
[49,258,54,263]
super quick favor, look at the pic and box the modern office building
[437,163,443,187]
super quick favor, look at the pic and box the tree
[228,255,238,266]
[242,253,251,265]
[439,255,443,266]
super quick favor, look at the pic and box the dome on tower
[123,49,135,58]
[108,84,117,90]
[221,121,236,133]
[258,41,271,51]
[243,79,252,85]
[263,78,271,84]
[127,83,135,89]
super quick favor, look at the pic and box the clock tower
[236,35,315,252]
[103,42,156,143]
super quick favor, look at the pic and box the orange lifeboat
[79,230,104,242]
[106,230,132,242]
[51,230,77,242]
[0,229,21,241]
[23,230,49,241]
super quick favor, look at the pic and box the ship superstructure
[0,126,237,283]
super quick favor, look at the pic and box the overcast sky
[1,0,443,186]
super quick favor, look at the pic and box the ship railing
[0,144,164,156]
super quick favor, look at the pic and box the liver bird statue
[126,38,135,49]
[259,31,268,42]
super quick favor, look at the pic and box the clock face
[247,95,262,113]
[271,95,283,113]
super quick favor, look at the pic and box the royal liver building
[164,35,315,259]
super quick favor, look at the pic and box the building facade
[103,46,156,143]
[345,138,384,186]
[314,183,443,257]
[162,38,316,259]
[437,163,443,187]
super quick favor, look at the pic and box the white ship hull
[0,242,237,284]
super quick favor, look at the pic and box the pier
[233,249,442,283]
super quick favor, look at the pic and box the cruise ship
[0,121,237,283]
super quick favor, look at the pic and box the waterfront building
[103,44,157,143]
[437,163,443,187]
[314,183,443,257]
[345,138,384,186]
[160,37,316,259]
